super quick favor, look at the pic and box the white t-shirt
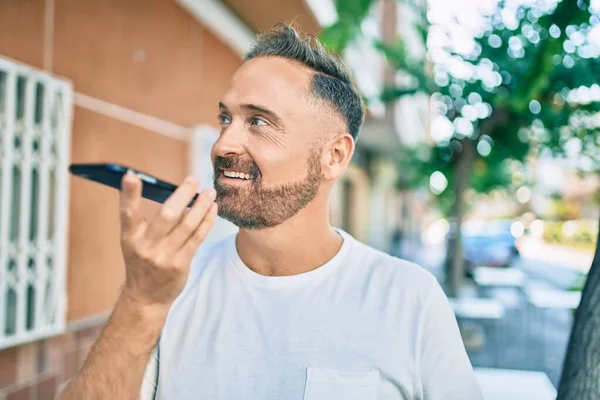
[149,230,483,400]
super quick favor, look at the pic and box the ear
[321,133,355,181]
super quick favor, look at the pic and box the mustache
[214,156,260,176]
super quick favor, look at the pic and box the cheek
[254,150,313,183]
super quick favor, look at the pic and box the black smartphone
[69,163,199,206]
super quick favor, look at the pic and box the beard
[213,148,322,229]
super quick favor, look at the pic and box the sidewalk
[518,237,594,274]
[399,239,579,387]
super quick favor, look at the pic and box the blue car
[461,220,521,276]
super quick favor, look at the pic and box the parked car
[461,220,522,277]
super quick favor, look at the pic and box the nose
[212,124,246,158]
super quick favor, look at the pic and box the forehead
[222,57,314,112]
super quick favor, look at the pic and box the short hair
[245,23,365,140]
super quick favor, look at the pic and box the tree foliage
[322,0,600,209]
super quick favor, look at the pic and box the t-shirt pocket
[303,367,380,400]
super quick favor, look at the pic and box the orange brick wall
[0,321,105,399]
[52,0,241,127]
[0,0,46,69]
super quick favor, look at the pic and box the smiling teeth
[224,170,251,180]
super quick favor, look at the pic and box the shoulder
[346,238,439,304]
[352,239,437,285]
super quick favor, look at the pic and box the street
[516,254,581,291]
[468,256,576,387]
[406,240,589,388]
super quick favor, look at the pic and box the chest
[157,274,420,400]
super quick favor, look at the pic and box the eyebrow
[219,101,284,126]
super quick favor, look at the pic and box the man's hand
[57,173,218,400]
[119,172,218,307]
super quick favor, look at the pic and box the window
[0,56,73,349]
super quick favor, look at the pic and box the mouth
[218,169,254,182]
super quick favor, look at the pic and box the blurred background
[0,0,599,399]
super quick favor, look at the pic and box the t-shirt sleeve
[416,278,484,400]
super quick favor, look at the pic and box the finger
[177,202,218,262]
[163,188,217,251]
[119,172,143,235]
[145,176,200,243]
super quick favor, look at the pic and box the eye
[218,113,231,126]
[250,117,268,127]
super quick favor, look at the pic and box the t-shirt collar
[227,229,354,289]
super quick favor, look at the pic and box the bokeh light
[430,171,449,195]
[511,221,525,238]
[529,100,541,114]
[477,135,494,157]
[530,219,545,238]
[516,186,532,204]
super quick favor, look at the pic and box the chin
[218,210,277,230]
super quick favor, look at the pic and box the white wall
[189,125,239,246]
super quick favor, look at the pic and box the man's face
[211,57,326,229]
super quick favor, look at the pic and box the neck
[235,196,343,277]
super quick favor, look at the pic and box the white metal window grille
[0,56,72,350]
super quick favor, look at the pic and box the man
[59,24,483,400]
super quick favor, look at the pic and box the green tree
[322,0,600,297]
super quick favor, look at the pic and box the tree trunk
[445,139,476,297]
[557,211,600,399]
